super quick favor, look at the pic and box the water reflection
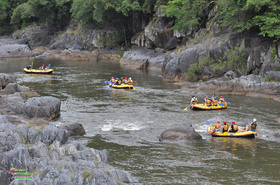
[209,137,258,152]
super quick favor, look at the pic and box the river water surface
[1,59,280,184]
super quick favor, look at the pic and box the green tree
[157,0,214,30]
[11,0,72,29]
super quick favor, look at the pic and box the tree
[11,0,72,29]
[157,0,214,30]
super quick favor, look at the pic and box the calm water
[1,59,280,184]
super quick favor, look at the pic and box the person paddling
[249,118,258,131]
[222,121,229,132]
[190,95,198,105]
[229,121,238,133]
[215,121,221,131]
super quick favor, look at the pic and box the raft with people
[23,64,53,74]
[104,77,135,90]
[207,126,257,138]
[191,103,227,110]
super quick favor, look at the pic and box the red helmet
[223,121,227,124]
[112,77,114,79]
[232,121,236,125]
[217,121,220,123]
[121,77,123,79]
[125,77,127,79]
[221,96,223,98]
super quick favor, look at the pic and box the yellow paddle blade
[184,108,188,110]
[133,88,135,90]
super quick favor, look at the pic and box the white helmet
[253,118,256,122]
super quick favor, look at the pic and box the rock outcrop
[159,125,202,141]
[0,119,140,185]
[181,73,280,98]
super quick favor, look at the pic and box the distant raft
[110,83,134,89]
[207,126,256,138]
[24,68,53,74]
[190,103,227,110]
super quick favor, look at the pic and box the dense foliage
[1,0,280,40]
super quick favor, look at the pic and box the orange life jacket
[223,124,229,132]
[232,125,238,132]
[206,99,211,106]
[219,98,225,103]
[215,123,221,129]
[213,99,218,106]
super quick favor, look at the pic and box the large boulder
[159,126,202,141]
[59,123,86,136]
[0,74,17,89]
[0,44,33,59]
[22,96,61,120]
[265,71,280,82]
[120,46,168,71]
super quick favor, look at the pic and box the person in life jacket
[222,121,229,132]
[229,121,238,133]
[243,122,249,131]
[206,98,212,106]
[219,96,225,103]
[204,96,209,105]
[211,94,216,102]
[111,77,115,83]
[124,77,128,84]
[212,97,218,106]
[121,77,125,84]
[249,118,258,131]
[127,77,133,85]
[215,120,221,131]
[190,95,198,105]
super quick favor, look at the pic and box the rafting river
[1,59,280,184]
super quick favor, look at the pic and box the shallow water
[1,59,280,184]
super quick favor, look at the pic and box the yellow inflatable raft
[24,68,53,74]
[110,84,134,89]
[207,126,256,138]
[190,103,227,110]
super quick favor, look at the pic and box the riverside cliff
[0,74,140,185]
[1,6,280,99]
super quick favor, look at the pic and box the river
[1,59,280,184]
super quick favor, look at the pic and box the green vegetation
[115,50,125,57]
[82,169,90,180]
[1,0,280,45]
[187,47,247,80]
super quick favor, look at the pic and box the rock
[120,46,167,71]
[34,125,68,145]
[265,71,280,82]
[0,169,12,185]
[164,37,178,50]
[12,24,52,47]
[0,44,33,59]
[22,96,61,120]
[0,83,19,94]
[224,70,237,79]
[59,123,86,136]
[159,126,202,141]
[0,74,17,89]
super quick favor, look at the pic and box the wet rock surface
[159,125,202,141]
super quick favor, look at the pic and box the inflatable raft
[24,68,53,74]
[110,83,134,89]
[207,126,256,138]
[190,103,227,110]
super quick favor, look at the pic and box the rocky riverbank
[177,71,280,102]
[0,74,140,185]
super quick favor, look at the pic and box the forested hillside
[1,0,280,41]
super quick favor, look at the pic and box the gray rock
[0,83,19,94]
[35,125,68,145]
[60,123,86,136]
[0,169,12,185]
[265,71,280,82]
[23,96,61,120]
[224,70,237,79]
[0,74,17,89]
[159,126,202,141]
[0,44,32,58]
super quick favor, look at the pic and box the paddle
[184,105,191,111]
[205,120,211,124]
[226,102,231,104]
[219,103,224,106]
[133,81,137,83]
